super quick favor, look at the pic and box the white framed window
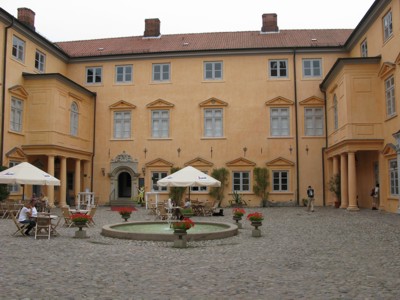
[12,35,25,62]
[35,50,46,72]
[270,107,289,136]
[204,108,223,137]
[233,171,250,192]
[390,159,398,196]
[385,76,395,117]
[204,61,223,80]
[305,107,323,136]
[333,95,338,130]
[302,59,322,78]
[8,161,20,193]
[10,97,23,132]
[151,172,168,191]
[113,111,131,139]
[269,60,288,78]
[152,63,170,81]
[152,110,169,138]
[383,11,393,41]
[115,65,133,83]
[86,67,102,84]
[70,102,79,136]
[360,39,368,57]
[272,171,288,191]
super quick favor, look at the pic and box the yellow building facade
[1,0,399,212]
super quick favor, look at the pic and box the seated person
[184,199,191,208]
[18,202,36,236]
[30,200,38,218]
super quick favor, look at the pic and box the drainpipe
[322,90,329,206]
[90,93,97,191]
[1,18,14,166]
[293,48,300,205]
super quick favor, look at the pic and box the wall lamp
[306,145,309,155]
[101,168,105,176]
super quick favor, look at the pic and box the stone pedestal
[252,229,261,237]
[173,239,187,248]
[233,216,243,229]
[74,229,88,238]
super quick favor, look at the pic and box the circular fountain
[101,221,238,241]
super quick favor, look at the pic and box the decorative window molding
[226,157,256,167]
[299,96,324,106]
[199,97,228,107]
[378,62,396,79]
[265,96,294,107]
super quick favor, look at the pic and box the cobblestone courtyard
[1,206,400,299]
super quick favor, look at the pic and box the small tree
[209,167,229,207]
[253,167,269,207]
[0,166,10,201]
[328,174,341,203]
[168,167,186,206]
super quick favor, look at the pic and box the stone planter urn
[250,221,262,237]
[73,221,89,238]
[173,229,188,248]
[121,214,131,222]
[232,215,243,229]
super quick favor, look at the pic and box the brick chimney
[18,8,35,31]
[261,13,278,33]
[144,18,160,37]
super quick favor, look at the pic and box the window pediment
[9,85,29,99]
[109,100,136,109]
[299,96,324,106]
[266,157,295,167]
[395,52,400,65]
[265,96,293,106]
[145,158,173,168]
[184,157,213,168]
[5,147,26,160]
[226,157,256,167]
[199,97,228,107]
[378,62,396,79]
[382,143,397,156]
[146,99,174,109]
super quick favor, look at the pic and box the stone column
[74,159,81,207]
[47,155,55,207]
[332,156,339,206]
[59,156,67,207]
[347,152,359,211]
[340,153,348,209]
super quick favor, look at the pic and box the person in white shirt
[18,202,36,236]
[30,200,38,217]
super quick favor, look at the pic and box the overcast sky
[1,0,376,42]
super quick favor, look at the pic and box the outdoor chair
[0,202,8,219]
[10,212,28,237]
[61,207,73,227]
[203,201,214,216]
[156,203,169,220]
[51,215,62,236]
[35,215,51,239]
[87,206,96,226]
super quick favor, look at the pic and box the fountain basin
[101,221,238,241]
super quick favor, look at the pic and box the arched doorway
[118,172,132,198]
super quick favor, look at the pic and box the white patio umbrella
[0,162,60,200]
[157,166,221,200]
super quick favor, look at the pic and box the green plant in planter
[209,168,229,206]
[229,190,247,207]
[168,167,186,206]
[253,167,269,207]
[328,174,341,207]
[179,207,194,217]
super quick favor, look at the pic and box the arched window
[333,95,338,130]
[70,102,79,136]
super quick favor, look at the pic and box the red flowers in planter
[233,208,246,217]
[172,218,195,230]
[70,213,92,223]
[112,206,137,216]
[247,212,264,222]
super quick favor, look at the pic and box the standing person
[307,186,315,212]
[372,183,379,210]
[18,202,36,236]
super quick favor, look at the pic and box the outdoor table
[69,209,89,214]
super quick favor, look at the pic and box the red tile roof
[55,29,353,58]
